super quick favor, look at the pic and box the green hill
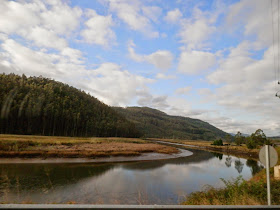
[113,106,227,140]
[0,73,140,137]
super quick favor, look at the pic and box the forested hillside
[0,74,140,137]
[114,107,227,140]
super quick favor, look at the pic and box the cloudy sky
[0,0,279,136]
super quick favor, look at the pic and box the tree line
[0,73,141,138]
[213,129,271,149]
[234,129,270,149]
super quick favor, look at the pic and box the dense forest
[0,74,140,137]
[0,74,228,140]
[114,107,227,140]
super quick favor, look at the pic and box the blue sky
[0,0,279,136]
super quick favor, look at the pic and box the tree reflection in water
[234,159,244,174]
[246,159,264,175]
[225,155,232,167]
[211,152,223,160]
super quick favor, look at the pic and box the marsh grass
[0,134,178,158]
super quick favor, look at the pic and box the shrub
[213,139,223,146]
[183,176,280,205]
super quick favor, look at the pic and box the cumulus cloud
[81,9,115,47]
[128,41,173,71]
[142,6,162,22]
[178,6,220,50]
[164,8,182,23]
[0,0,82,50]
[108,0,159,38]
[205,41,280,135]
[137,92,169,110]
[0,38,154,106]
[156,73,176,80]
[178,50,216,74]
[175,86,192,95]
[226,0,271,47]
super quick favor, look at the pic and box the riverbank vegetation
[234,129,271,149]
[0,134,178,158]
[183,146,280,205]
[148,138,260,158]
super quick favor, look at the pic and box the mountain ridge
[114,106,227,140]
[1,73,228,140]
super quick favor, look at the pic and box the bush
[246,138,257,149]
[183,176,280,205]
[213,139,223,146]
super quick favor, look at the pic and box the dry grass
[0,134,178,158]
[148,138,259,158]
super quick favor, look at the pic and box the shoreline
[148,138,259,160]
[0,148,193,164]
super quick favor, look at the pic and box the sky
[0,0,279,136]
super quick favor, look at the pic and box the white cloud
[175,86,192,95]
[27,27,68,50]
[206,42,280,135]
[0,0,82,50]
[156,73,176,80]
[164,8,182,23]
[179,19,215,50]
[86,63,154,106]
[81,9,115,47]
[0,38,154,106]
[40,0,82,35]
[108,0,159,38]
[198,88,213,96]
[137,92,169,110]
[226,0,271,47]
[0,0,41,34]
[203,0,280,135]
[178,7,219,50]
[128,41,173,71]
[142,6,162,22]
[178,50,216,74]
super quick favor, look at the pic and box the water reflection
[246,159,264,175]
[0,149,262,204]
[234,159,244,174]
[225,155,232,167]
[211,152,223,160]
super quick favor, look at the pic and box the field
[0,135,179,158]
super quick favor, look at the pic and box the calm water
[0,149,263,204]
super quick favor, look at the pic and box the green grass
[183,175,280,205]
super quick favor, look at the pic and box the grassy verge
[0,134,179,158]
[182,147,280,205]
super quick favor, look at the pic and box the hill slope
[0,74,140,137]
[114,106,227,140]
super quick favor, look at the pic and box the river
[0,145,263,204]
